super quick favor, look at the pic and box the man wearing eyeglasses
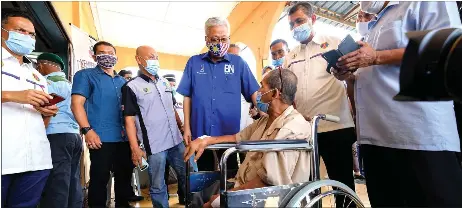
[177,17,260,172]
[283,2,357,205]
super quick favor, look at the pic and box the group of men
[2,1,462,208]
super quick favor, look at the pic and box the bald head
[135,45,159,68]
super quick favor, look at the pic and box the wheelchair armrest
[206,142,236,150]
[236,139,311,152]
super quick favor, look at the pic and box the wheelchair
[185,114,365,208]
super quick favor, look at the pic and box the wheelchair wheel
[282,179,365,208]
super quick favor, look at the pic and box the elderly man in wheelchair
[184,69,311,207]
[183,68,363,208]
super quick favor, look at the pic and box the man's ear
[311,14,317,25]
[92,55,97,62]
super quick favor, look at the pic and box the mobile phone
[138,157,149,171]
[42,93,65,107]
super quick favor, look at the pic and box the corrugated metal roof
[287,1,360,31]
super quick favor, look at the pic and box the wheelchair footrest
[222,183,305,207]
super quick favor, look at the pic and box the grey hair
[204,17,230,35]
[265,69,298,105]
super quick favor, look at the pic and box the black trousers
[362,144,462,207]
[41,133,83,208]
[88,142,133,207]
[454,102,462,163]
[196,150,240,172]
[318,127,356,207]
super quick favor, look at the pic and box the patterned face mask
[207,42,229,57]
[95,54,117,68]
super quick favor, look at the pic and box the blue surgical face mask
[145,60,160,76]
[256,89,274,113]
[1,28,36,56]
[272,57,284,67]
[292,23,312,42]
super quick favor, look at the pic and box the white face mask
[360,1,385,15]
[356,21,371,37]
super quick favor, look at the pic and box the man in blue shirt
[36,53,83,208]
[177,17,260,171]
[71,41,133,207]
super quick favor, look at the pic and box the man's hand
[204,194,220,208]
[85,130,102,149]
[4,90,52,106]
[249,107,258,117]
[34,105,58,117]
[183,137,209,162]
[131,146,147,167]
[183,128,192,146]
[337,41,377,71]
[332,68,355,81]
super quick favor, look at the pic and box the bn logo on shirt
[224,64,234,74]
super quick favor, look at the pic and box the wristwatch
[80,127,93,135]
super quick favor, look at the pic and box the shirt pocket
[223,74,240,94]
[375,20,403,50]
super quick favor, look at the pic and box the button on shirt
[283,35,354,133]
[1,48,52,175]
[122,75,183,155]
[356,1,461,151]
[45,71,79,134]
[72,67,126,142]
[234,106,311,187]
[177,53,260,139]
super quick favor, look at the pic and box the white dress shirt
[1,48,52,175]
[284,34,355,133]
[356,1,462,151]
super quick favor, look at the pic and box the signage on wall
[70,24,98,77]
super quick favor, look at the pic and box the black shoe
[354,174,366,180]
[127,195,144,202]
[115,203,134,208]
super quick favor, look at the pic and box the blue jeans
[147,143,187,208]
[2,169,51,208]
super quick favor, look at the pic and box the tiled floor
[127,180,370,207]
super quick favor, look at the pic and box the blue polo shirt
[177,53,259,139]
[72,67,126,142]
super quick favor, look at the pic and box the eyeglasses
[208,36,230,44]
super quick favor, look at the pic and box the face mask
[256,89,274,113]
[292,23,312,42]
[1,28,36,56]
[360,1,385,15]
[144,59,160,76]
[207,42,229,57]
[96,54,117,68]
[272,57,284,67]
[356,21,371,37]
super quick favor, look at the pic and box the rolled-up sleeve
[256,128,304,186]
[235,119,260,142]
[71,71,91,98]
[240,60,260,102]
[177,58,193,97]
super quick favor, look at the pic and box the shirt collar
[95,66,121,77]
[265,105,295,136]
[139,73,159,83]
[299,33,323,51]
[201,52,231,63]
[2,47,14,60]
[45,71,65,78]
[368,2,399,30]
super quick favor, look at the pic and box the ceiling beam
[314,7,355,27]
[342,4,360,20]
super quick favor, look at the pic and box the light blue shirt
[45,71,79,134]
[355,1,462,151]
